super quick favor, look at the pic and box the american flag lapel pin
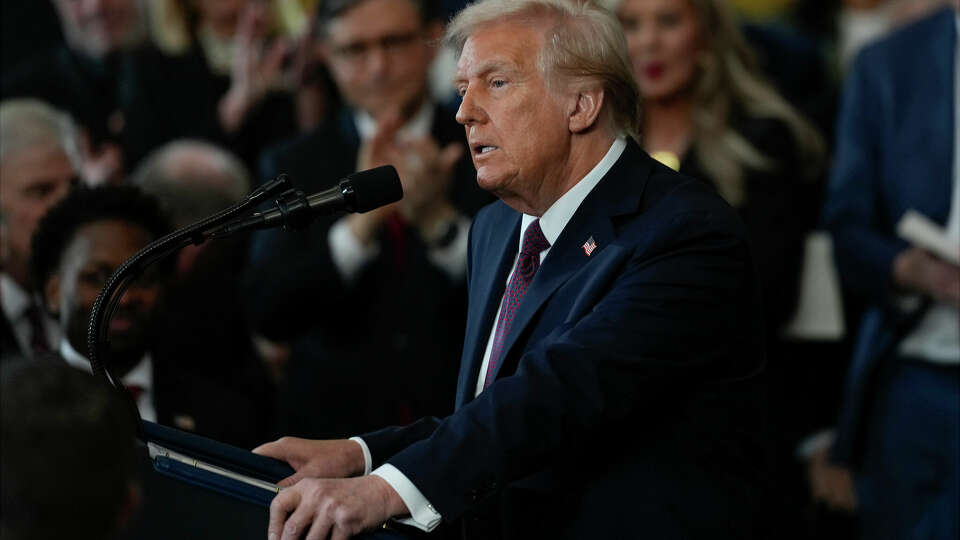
[582,236,597,256]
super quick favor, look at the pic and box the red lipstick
[644,62,665,79]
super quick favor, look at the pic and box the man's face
[323,0,436,120]
[46,220,159,366]
[0,146,75,284]
[454,21,574,214]
[53,0,142,57]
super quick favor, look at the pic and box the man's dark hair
[29,184,172,307]
[316,0,441,31]
[0,359,140,539]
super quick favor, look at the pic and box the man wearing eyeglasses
[247,0,492,439]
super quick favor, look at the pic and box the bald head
[131,140,250,228]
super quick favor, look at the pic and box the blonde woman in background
[617,0,825,335]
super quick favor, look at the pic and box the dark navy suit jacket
[823,8,957,467]
[363,141,768,538]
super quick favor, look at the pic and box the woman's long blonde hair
[679,0,825,205]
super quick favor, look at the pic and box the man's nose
[455,88,484,126]
[366,45,389,77]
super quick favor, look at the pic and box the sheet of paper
[783,232,846,341]
[897,209,960,264]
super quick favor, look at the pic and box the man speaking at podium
[255,0,767,538]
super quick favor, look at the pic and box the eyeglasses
[328,29,422,64]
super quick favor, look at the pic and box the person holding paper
[820,3,960,538]
[254,1,768,538]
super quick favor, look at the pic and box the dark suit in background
[823,8,959,539]
[150,237,277,450]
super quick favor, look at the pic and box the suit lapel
[484,142,653,384]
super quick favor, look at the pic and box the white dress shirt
[355,137,627,531]
[60,339,157,422]
[1,273,59,358]
[328,101,470,282]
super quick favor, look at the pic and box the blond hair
[445,0,642,141]
[684,0,825,205]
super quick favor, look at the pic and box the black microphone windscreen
[344,165,403,213]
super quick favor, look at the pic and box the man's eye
[24,183,56,199]
[491,79,506,88]
[335,44,365,59]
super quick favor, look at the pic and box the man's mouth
[474,145,499,155]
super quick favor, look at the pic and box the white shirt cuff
[348,437,373,476]
[329,218,379,281]
[371,464,442,532]
[795,429,835,460]
[425,217,469,280]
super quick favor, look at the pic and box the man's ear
[44,274,60,317]
[568,87,605,134]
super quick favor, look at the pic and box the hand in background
[347,112,405,245]
[290,18,331,133]
[808,445,858,512]
[253,437,366,486]
[392,136,462,238]
[893,247,960,308]
[219,2,290,133]
[348,110,463,244]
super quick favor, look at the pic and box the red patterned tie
[126,384,145,403]
[483,219,550,389]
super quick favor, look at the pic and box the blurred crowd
[1,0,957,539]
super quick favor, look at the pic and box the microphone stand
[85,175,294,436]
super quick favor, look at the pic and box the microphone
[220,165,402,234]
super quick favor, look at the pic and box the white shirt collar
[59,339,156,421]
[520,137,627,249]
[59,338,153,391]
[354,100,434,142]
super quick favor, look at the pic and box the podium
[130,421,414,539]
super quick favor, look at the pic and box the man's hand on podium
[254,437,408,539]
[253,437,365,485]
[266,475,407,540]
